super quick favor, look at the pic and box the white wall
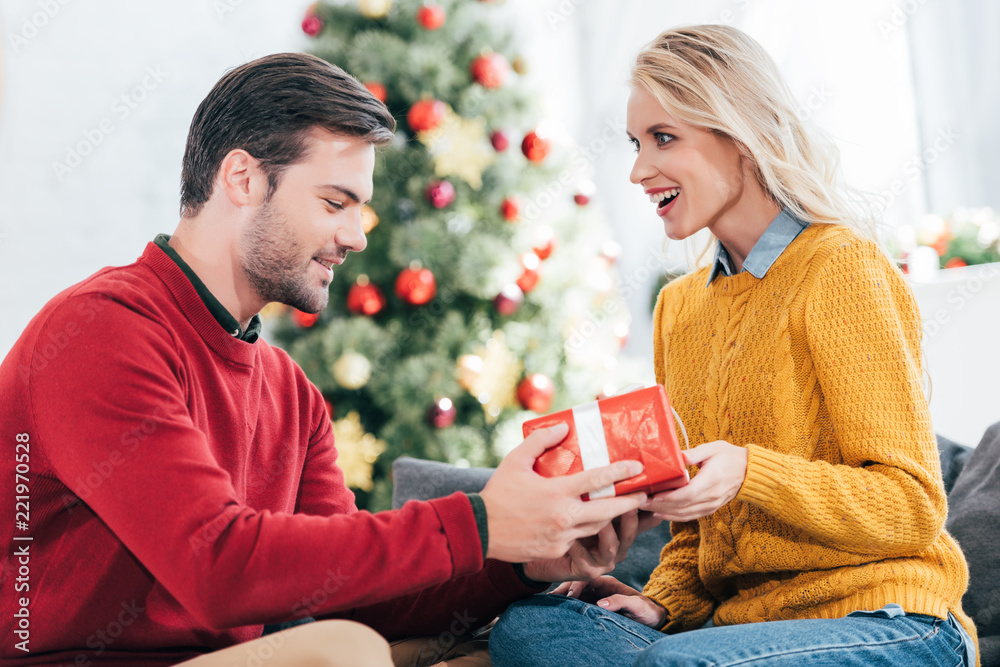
[0,0,307,351]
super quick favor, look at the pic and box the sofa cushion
[937,433,974,495]
[946,422,1000,667]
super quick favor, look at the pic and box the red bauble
[427,397,457,428]
[396,266,437,305]
[470,53,510,89]
[364,81,387,102]
[517,269,539,293]
[500,196,520,222]
[407,99,447,132]
[425,180,456,209]
[490,130,510,152]
[521,130,550,162]
[416,3,446,29]
[533,225,556,260]
[302,14,323,37]
[574,193,590,206]
[347,278,386,316]
[517,373,555,413]
[944,257,968,269]
[292,309,319,327]
[324,399,335,419]
[493,283,524,316]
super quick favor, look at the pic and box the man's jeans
[489,595,972,667]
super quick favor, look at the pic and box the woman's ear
[216,149,270,208]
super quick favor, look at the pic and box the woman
[490,25,978,667]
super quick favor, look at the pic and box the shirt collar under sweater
[153,234,262,343]
[707,209,810,286]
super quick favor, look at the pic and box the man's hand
[641,440,748,522]
[520,510,663,583]
[551,575,667,629]
[480,424,648,563]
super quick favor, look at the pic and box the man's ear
[217,149,270,207]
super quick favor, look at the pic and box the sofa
[387,424,1000,666]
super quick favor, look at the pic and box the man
[0,53,650,666]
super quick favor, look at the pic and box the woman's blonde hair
[630,25,879,266]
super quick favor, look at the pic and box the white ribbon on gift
[572,400,616,499]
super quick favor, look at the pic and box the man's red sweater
[0,242,541,666]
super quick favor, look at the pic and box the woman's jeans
[489,595,972,667]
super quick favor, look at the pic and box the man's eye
[324,199,344,211]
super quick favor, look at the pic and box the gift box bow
[522,385,688,499]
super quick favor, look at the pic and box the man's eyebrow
[318,184,371,205]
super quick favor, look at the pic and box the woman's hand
[551,575,667,629]
[642,440,748,522]
[521,510,663,583]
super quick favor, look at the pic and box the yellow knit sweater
[642,223,978,657]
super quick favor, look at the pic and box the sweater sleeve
[735,238,948,557]
[294,398,358,517]
[642,521,716,633]
[30,294,485,630]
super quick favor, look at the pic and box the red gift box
[522,385,688,499]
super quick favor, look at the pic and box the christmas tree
[269,0,631,511]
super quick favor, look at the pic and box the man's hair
[179,52,396,217]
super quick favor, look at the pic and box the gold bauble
[360,205,379,233]
[333,350,372,389]
[456,354,484,391]
[358,0,392,19]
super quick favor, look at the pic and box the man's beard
[239,200,330,314]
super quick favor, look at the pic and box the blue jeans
[489,595,971,667]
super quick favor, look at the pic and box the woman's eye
[629,138,640,153]
[654,133,675,147]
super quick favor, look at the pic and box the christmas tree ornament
[470,52,510,89]
[517,373,555,412]
[521,129,550,163]
[395,263,437,305]
[493,283,524,315]
[396,198,417,223]
[347,275,386,316]
[292,309,319,328]
[512,56,528,75]
[425,180,456,209]
[364,81,387,102]
[358,0,393,19]
[302,13,324,37]
[517,268,539,294]
[466,332,522,422]
[332,411,386,491]
[500,196,520,222]
[427,397,457,428]
[360,205,379,233]
[258,302,288,321]
[599,239,622,264]
[574,179,596,206]
[407,98,447,132]
[333,350,372,389]
[614,322,630,349]
[456,354,484,391]
[532,225,556,260]
[490,130,510,152]
[417,110,494,190]
[517,252,540,293]
[416,3,446,29]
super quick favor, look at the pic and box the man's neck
[168,219,262,330]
